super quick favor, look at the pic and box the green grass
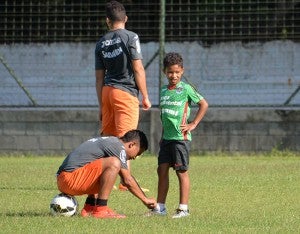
[0,152,299,233]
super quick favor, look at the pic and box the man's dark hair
[120,130,148,151]
[106,0,126,22]
[163,52,183,70]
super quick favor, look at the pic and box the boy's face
[164,64,184,86]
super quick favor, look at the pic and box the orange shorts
[101,86,139,137]
[57,159,103,195]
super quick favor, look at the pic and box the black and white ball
[50,193,78,217]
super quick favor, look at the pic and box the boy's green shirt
[160,81,204,141]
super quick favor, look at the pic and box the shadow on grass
[4,211,51,217]
[0,186,56,191]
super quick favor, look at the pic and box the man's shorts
[57,159,103,196]
[158,140,190,171]
[101,86,139,137]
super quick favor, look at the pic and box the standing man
[95,1,151,190]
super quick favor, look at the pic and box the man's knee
[102,157,121,172]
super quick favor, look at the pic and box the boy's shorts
[101,86,139,137]
[158,140,190,171]
[57,159,103,195]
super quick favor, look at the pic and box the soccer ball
[50,193,78,217]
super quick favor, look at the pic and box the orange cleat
[92,206,126,219]
[81,204,94,217]
[118,183,129,191]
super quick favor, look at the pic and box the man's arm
[119,168,156,209]
[95,69,105,123]
[132,59,151,110]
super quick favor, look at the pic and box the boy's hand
[180,122,197,134]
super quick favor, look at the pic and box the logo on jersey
[119,150,127,164]
[102,47,123,58]
[134,35,141,54]
[176,87,183,94]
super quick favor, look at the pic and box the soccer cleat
[144,208,167,217]
[80,204,94,217]
[172,209,190,218]
[92,206,126,219]
[118,183,129,191]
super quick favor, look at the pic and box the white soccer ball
[50,193,78,217]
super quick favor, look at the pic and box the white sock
[179,204,188,211]
[157,203,166,211]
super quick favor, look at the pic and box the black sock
[96,198,108,206]
[85,196,96,205]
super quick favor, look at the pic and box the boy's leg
[157,163,170,204]
[145,163,168,216]
[176,170,190,205]
[149,140,171,215]
[172,141,191,218]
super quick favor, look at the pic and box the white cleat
[172,209,190,218]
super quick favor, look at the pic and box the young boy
[95,0,151,191]
[149,52,208,218]
[56,130,156,219]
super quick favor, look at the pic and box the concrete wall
[1,41,299,106]
[0,108,299,155]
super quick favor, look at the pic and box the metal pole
[159,0,165,101]
[0,54,37,106]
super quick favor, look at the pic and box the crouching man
[56,129,156,218]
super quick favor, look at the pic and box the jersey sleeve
[128,33,143,60]
[187,84,204,104]
[95,41,104,70]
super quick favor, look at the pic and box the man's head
[120,130,148,160]
[106,1,127,23]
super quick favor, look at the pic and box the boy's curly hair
[163,52,183,70]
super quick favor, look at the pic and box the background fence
[0,0,300,107]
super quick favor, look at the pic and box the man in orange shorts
[95,1,151,190]
[56,130,156,218]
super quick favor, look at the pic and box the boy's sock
[157,203,166,211]
[178,204,188,211]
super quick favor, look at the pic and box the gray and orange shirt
[56,136,127,175]
[95,28,143,97]
[160,81,204,141]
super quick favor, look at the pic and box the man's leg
[91,157,126,219]
[110,88,140,191]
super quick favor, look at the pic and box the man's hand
[142,97,151,110]
[143,197,157,209]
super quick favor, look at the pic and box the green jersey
[160,81,204,141]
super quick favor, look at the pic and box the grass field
[0,152,299,233]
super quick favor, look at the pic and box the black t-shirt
[56,136,128,175]
[95,28,143,97]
